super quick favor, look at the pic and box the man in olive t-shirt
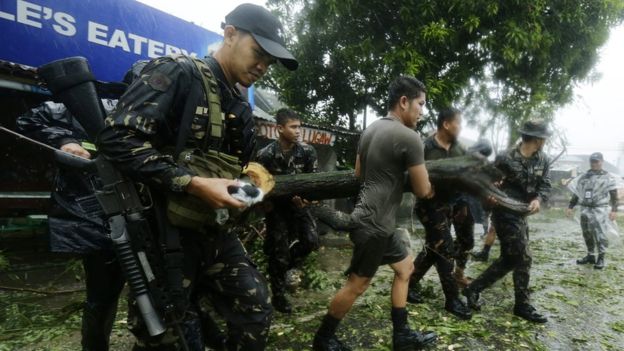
[313,76,437,351]
[348,111,425,276]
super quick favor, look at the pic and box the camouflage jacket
[255,140,318,176]
[495,145,551,203]
[97,55,251,193]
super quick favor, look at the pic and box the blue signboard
[0,0,222,82]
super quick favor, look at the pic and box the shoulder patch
[147,72,172,92]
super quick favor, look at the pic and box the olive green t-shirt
[352,116,425,235]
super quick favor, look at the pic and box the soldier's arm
[97,58,194,193]
[493,154,510,177]
[568,194,579,209]
[535,160,552,203]
[305,145,318,173]
[16,102,80,148]
[609,190,618,212]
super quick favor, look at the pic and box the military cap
[519,119,551,138]
[589,152,604,161]
[222,4,298,71]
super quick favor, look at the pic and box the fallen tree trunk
[267,155,530,215]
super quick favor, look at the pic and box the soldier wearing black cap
[97,3,298,350]
[463,119,552,324]
[566,151,618,269]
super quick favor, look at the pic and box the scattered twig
[0,285,85,295]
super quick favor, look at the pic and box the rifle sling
[173,56,224,159]
[174,71,204,159]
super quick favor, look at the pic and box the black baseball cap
[590,152,604,162]
[222,4,298,71]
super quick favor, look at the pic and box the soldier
[463,119,552,324]
[313,76,437,351]
[405,108,472,320]
[97,3,298,350]
[566,152,619,269]
[17,100,125,351]
[255,108,319,313]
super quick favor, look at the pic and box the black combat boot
[445,298,472,320]
[407,288,424,304]
[471,250,489,262]
[462,287,482,311]
[272,294,293,313]
[393,328,437,351]
[513,304,547,323]
[576,254,596,265]
[594,254,605,269]
[407,289,425,304]
[407,281,424,304]
[312,334,351,351]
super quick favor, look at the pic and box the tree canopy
[264,0,624,138]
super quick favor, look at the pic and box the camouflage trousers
[411,202,458,300]
[452,200,475,269]
[469,210,532,306]
[264,205,319,296]
[580,212,609,255]
[129,230,272,351]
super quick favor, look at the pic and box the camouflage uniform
[255,140,319,297]
[468,145,551,306]
[98,55,271,351]
[410,135,474,300]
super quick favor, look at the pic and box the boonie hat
[222,4,298,71]
[518,119,551,139]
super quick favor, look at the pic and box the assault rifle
[38,57,187,348]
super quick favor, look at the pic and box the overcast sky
[138,0,624,167]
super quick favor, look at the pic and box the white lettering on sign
[86,20,196,58]
[2,0,198,58]
[256,121,336,146]
[0,9,16,21]
[52,12,76,36]
[12,0,77,35]
[88,21,108,45]
[127,33,148,55]
[17,0,42,28]
[147,39,164,58]
[109,29,131,52]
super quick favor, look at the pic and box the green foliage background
[263,0,624,142]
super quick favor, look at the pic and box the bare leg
[390,255,415,308]
[328,273,372,319]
